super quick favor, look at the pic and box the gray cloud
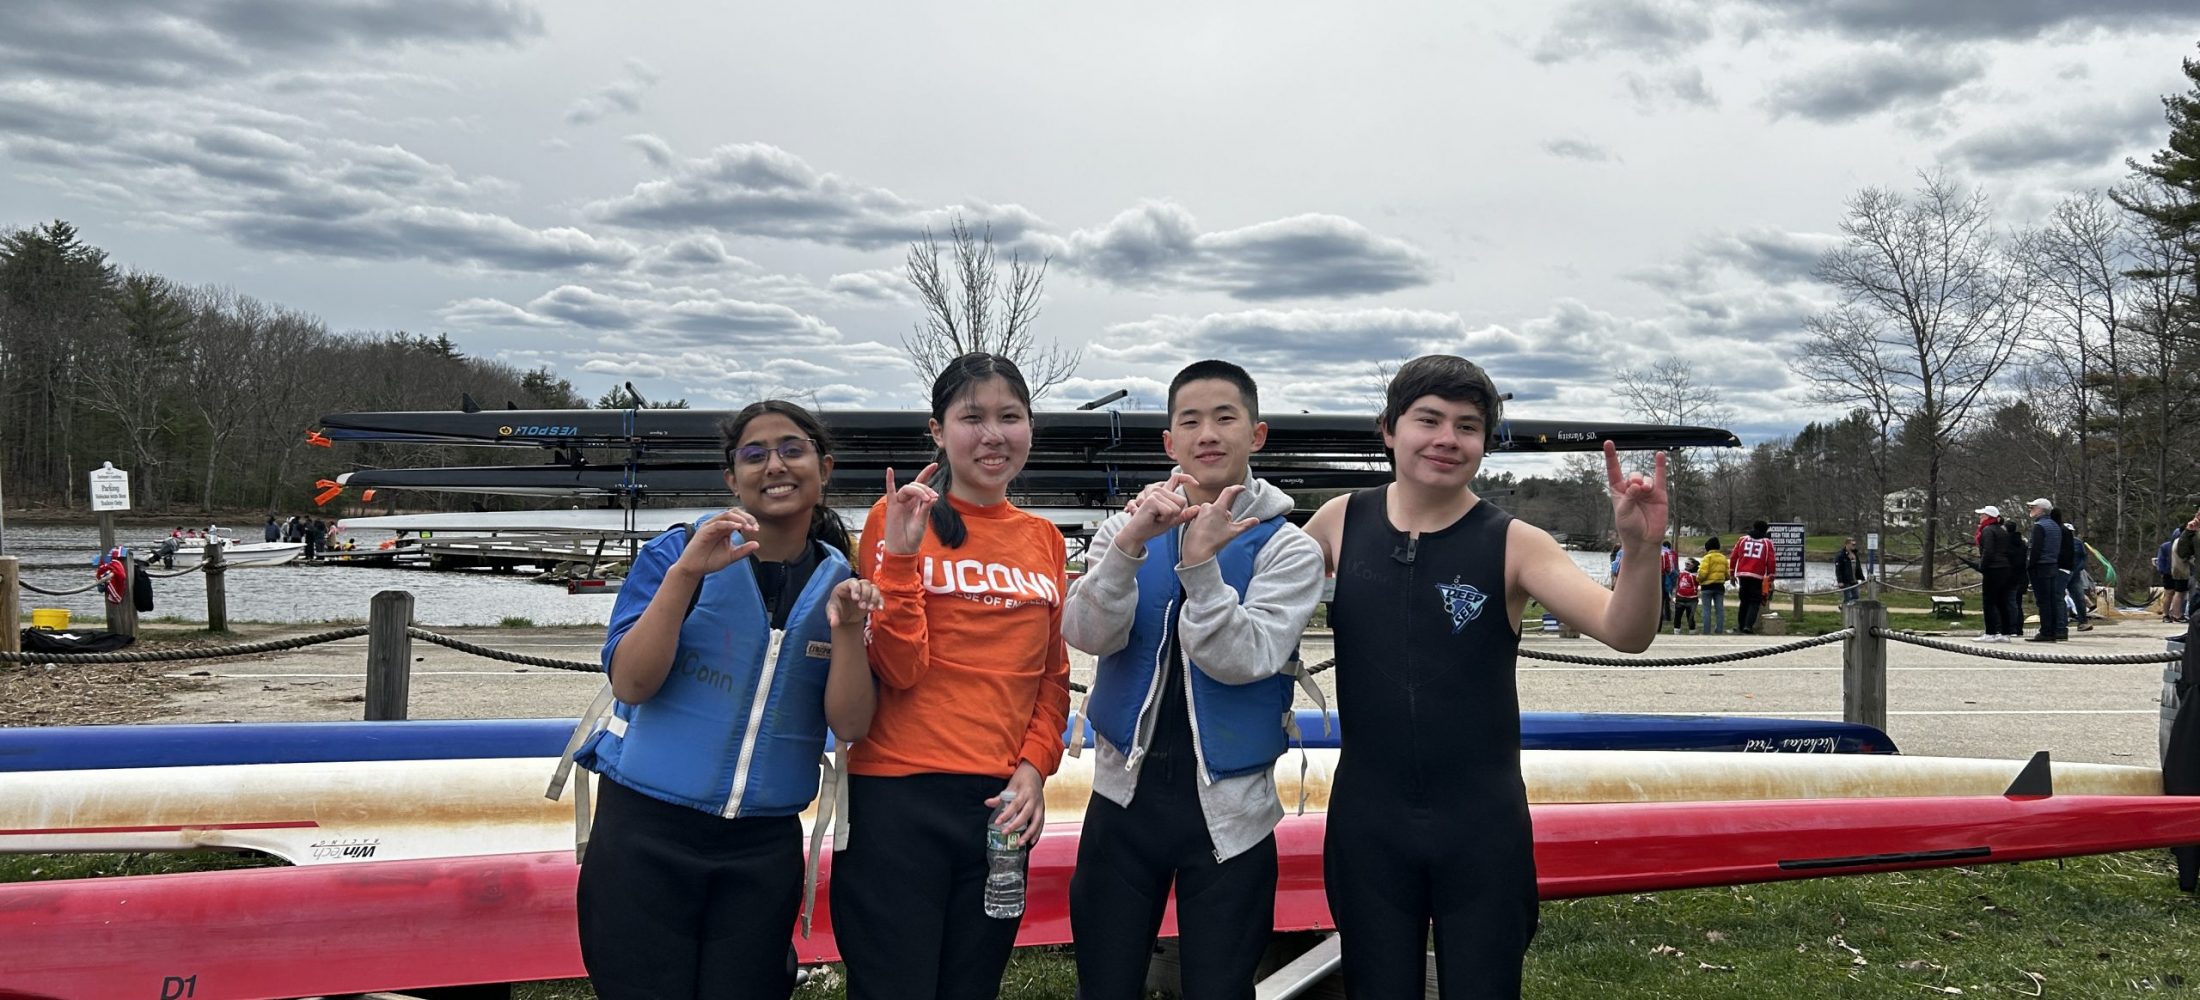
[441,281,839,349]
[0,1,542,88]
[1765,47,1983,123]
[587,142,1050,250]
[226,206,638,271]
[625,133,678,169]
[1,80,625,273]
[1945,102,2165,174]
[1055,202,1437,301]
[566,60,660,125]
[1534,0,1713,63]
[1625,66,1717,111]
[1740,0,2200,42]
[1542,138,1620,163]
[1091,309,1475,375]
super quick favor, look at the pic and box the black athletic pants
[1326,796,1538,999]
[1982,567,2023,636]
[1069,752,1279,1000]
[831,773,1022,1000]
[576,777,801,1000]
[1736,576,1763,632]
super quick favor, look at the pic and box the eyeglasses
[730,438,816,467]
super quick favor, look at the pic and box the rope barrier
[1871,627,2180,665]
[404,628,600,673]
[0,627,369,664]
[18,578,99,597]
[142,561,208,579]
[1519,630,1854,667]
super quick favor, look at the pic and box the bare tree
[901,214,1077,398]
[1615,359,1734,541]
[1794,171,2034,585]
[2022,192,2135,548]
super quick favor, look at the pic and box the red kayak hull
[5,795,2198,999]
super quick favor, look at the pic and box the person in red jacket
[1672,558,1700,634]
[1730,521,1776,634]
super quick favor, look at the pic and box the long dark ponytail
[719,399,853,557]
[926,352,1033,549]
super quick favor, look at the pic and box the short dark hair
[1167,359,1259,420]
[1705,536,1721,550]
[1378,355,1503,449]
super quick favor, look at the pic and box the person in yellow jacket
[1696,538,1731,635]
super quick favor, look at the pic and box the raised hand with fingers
[673,508,761,577]
[1113,473,1199,557]
[1603,441,1670,552]
[1179,483,1259,566]
[829,576,882,629]
[881,463,941,556]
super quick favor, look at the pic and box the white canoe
[0,750,2161,866]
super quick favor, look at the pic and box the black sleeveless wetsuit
[1325,487,1536,998]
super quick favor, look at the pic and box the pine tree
[2117,41,2200,238]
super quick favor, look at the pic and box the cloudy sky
[4,1,2196,450]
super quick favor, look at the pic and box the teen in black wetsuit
[1304,355,1667,999]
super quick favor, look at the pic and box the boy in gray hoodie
[1063,359,1326,1000]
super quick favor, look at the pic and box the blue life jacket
[1085,515,1296,781]
[576,520,850,818]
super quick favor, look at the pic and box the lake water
[1,524,1845,627]
[2,525,618,627]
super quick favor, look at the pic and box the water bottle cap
[999,790,1017,804]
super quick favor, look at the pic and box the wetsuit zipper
[1402,530,1424,804]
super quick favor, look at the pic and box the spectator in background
[1835,536,1861,605]
[1697,537,1730,635]
[2025,498,2067,642]
[1660,540,1678,625]
[1672,558,1700,634]
[2062,515,2093,633]
[1974,505,2025,644]
[1730,523,1776,634]
[263,516,279,543]
[2162,527,2189,624]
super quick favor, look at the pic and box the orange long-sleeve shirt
[853,493,1072,779]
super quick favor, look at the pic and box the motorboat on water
[155,528,306,568]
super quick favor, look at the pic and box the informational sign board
[1865,532,1881,574]
[1768,521,1807,582]
[88,463,131,512]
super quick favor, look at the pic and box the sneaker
[2077,623,2094,632]
[1972,634,1996,643]
[2024,634,2055,642]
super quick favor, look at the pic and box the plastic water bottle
[983,790,1027,919]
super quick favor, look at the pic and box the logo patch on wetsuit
[1436,581,1487,633]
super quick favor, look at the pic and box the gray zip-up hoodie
[1062,470,1326,861]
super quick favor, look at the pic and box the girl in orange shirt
[830,352,1072,1000]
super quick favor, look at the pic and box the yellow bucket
[29,608,70,630]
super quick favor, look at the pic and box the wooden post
[365,590,415,721]
[1793,589,1805,621]
[203,541,227,632]
[1841,599,1888,732]
[115,557,138,639]
[0,556,18,654]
